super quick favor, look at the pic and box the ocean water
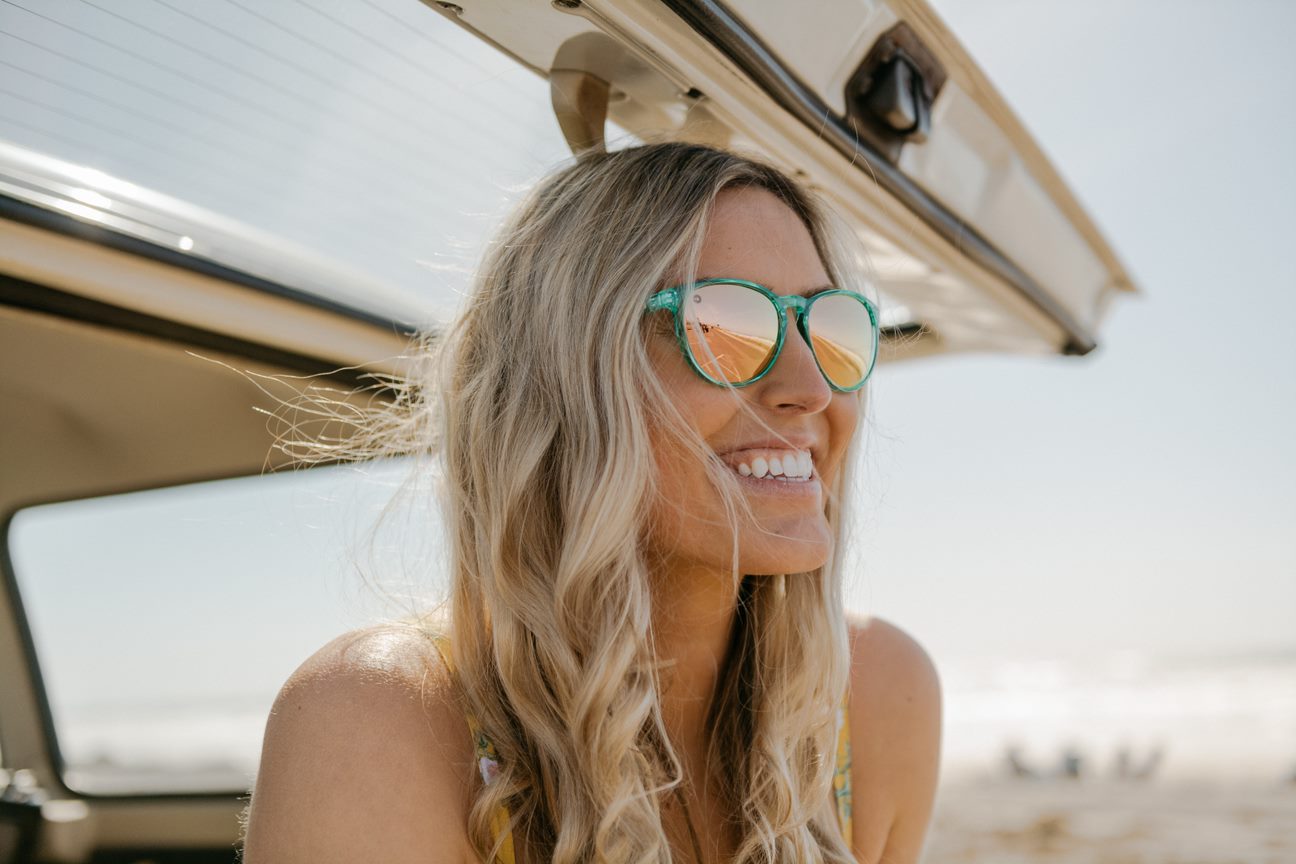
[937,647,1296,786]
[50,647,1296,795]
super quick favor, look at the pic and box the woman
[242,142,941,864]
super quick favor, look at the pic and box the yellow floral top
[433,636,854,863]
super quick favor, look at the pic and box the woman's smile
[716,444,821,496]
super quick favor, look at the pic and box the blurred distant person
[1004,743,1039,779]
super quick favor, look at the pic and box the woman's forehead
[700,187,829,292]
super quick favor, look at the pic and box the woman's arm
[241,627,478,864]
[845,615,943,864]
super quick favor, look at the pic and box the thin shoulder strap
[428,634,518,864]
[834,695,854,851]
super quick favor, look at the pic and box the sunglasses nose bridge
[774,294,813,343]
[775,293,809,321]
[766,294,827,387]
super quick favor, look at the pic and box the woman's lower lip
[730,470,822,497]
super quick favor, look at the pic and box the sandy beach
[924,777,1296,864]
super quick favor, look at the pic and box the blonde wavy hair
[358,142,868,863]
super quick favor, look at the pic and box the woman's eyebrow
[800,284,835,297]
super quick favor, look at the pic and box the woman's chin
[739,524,832,575]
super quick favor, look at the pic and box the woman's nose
[753,322,832,413]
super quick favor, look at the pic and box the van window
[7,459,443,795]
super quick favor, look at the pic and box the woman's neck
[650,563,743,760]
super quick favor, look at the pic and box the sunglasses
[644,278,879,392]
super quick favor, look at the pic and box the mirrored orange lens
[807,293,875,388]
[681,282,779,384]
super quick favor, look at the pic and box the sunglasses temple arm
[645,289,679,313]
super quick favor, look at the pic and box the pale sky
[853,0,1296,662]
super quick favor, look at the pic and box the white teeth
[731,450,814,481]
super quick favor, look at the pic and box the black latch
[844,22,947,163]
[865,54,930,141]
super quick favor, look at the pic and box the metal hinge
[1,768,44,864]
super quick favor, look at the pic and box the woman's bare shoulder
[844,615,940,698]
[843,614,942,864]
[241,624,479,864]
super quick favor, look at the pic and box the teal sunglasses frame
[644,278,880,392]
